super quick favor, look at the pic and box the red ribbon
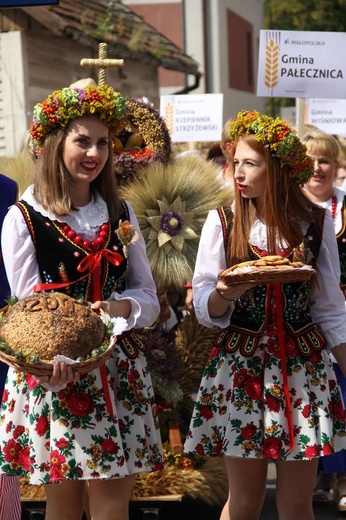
[34,249,123,294]
[77,249,123,303]
[272,283,294,452]
[34,248,124,417]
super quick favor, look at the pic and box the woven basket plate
[0,343,115,376]
[219,267,316,285]
[0,295,118,376]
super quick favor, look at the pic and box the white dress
[185,209,346,461]
[0,187,163,484]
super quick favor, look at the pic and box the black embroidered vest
[336,196,346,293]
[16,199,146,359]
[214,207,327,358]
[16,200,129,301]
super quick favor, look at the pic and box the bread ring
[226,261,256,272]
[290,261,305,268]
[271,258,290,265]
[261,255,284,262]
[254,260,268,266]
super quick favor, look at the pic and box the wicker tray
[0,343,115,376]
[0,293,126,376]
[218,266,316,285]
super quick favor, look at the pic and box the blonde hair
[220,118,233,157]
[303,130,341,161]
[334,135,346,159]
[69,78,97,89]
[338,157,346,170]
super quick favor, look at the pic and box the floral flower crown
[30,85,128,157]
[228,110,314,184]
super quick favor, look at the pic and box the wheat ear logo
[164,102,175,136]
[264,31,280,94]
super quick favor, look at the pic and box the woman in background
[303,130,346,512]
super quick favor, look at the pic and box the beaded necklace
[55,221,110,252]
[330,194,337,220]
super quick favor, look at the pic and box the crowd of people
[0,81,345,520]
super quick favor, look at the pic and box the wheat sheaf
[164,102,175,135]
[265,38,279,89]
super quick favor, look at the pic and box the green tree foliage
[263,0,346,115]
[264,0,346,32]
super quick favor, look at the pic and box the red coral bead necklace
[330,194,337,220]
[55,221,110,252]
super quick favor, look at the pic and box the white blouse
[1,186,160,331]
[192,208,346,351]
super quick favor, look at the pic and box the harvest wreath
[0,292,125,375]
[113,97,172,186]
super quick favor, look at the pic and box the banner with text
[257,30,346,99]
[160,93,223,142]
[307,99,346,137]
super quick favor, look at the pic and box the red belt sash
[267,284,294,452]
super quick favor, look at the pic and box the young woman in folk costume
[0,84,163,520]
[302,130,346,512]
[185,110,346,520]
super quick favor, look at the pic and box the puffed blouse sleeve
[110,202,160,329]
[1,204,41,298]
[192,210,233,328]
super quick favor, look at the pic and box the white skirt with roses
[184,338,346,461]
[0,345,164,484]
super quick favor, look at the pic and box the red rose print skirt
[0,345,164,484]
[184,335,346,461]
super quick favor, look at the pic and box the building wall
[0,24,160,156]
[0,31,28,155]
[125,1,184,90]
[209,0,265,120]
[124,0,265,124]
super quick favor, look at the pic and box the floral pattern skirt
[184,338,346,461]
[0,345,164,484]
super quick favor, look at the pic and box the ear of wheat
[264,39,279,89]
[164,102,175,135]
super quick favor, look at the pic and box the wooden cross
[80,42,124,86]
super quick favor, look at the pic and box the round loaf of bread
[0,292,105,361]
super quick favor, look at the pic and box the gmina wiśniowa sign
[257,30,346,99]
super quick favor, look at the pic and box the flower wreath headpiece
[30,85,128,157]
[229,110,314,185]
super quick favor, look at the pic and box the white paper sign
[307,99,346,136]
[257,30,346,99]
[160,94,223,142]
